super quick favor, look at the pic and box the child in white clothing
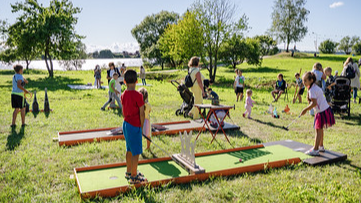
[243,89,256,119]
[300,72,335,156]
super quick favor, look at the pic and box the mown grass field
[1,53,361,202]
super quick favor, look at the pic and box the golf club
[282,116,300,131]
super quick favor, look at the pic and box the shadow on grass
[342,113,361,126]
[251,118,287,131]
[224,129,263,144]
[336,159,361,173]
[7,126,25,151]
[1,75,83,91]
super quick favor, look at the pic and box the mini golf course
[58,120,240,146]
[74,140,346,199]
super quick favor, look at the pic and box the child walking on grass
[11,65,30,127]
[234,70,245,102]
[122,70,147,184]
[138,87,151,150]
[300,72,335,156]
[101,72,122,110]
[243,89,256,119]
[294,73,305,103]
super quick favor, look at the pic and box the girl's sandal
[129,174,148,184]
[125,171,144,180]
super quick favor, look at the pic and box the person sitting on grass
[294,72,305,103]
[121,70,147,184]
[207,88,219,101]
[271,73,286,102]
[11,64,30,127]
[101,72,122,110]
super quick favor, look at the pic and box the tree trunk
[213,53,218,83]
[161,61,164,70]
[25,59,30,70]
[208,55,213,83]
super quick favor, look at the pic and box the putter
[142,134,177,162]
[282,116,300,131]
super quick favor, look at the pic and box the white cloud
[329,2,344,8]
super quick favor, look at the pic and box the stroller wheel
[175,109,182,116]
[184,110,189,118]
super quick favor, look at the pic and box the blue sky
[0,0,360,52]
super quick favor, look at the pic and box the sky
[0,0,360,53]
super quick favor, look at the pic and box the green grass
[1,53,361,202]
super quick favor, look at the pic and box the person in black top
[106,62,121,84]
[271,73,286,102]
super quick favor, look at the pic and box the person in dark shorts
[294,72,305,103]
[11,64,30,127]
[234,70,245,102]
[271,73,286,102]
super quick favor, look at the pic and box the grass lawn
[1,53,361,202]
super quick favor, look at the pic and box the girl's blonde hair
[138,87,148,103]
[188,56,199,67]
[313,62,322,71]
[246,89,252,96]
[343,57,353,67]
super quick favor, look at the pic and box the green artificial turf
[77,145,310,193]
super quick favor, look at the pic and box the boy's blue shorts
[123,121,142,156]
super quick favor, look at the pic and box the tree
[339,36,360,54]
[254,35,278,58]
[318,39,338,54]
[269,0,309,52]
[159,11,204,67]
[98,49,113,58]
[131,11,179,69]
[59,41,87,70]
[2,18,39,69]
[192,0,245,82]
[353,41,361,55]
[11,0,84,77]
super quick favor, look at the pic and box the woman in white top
[341,57,360,103]
[188,56,206,119]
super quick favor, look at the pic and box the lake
[0,58,143,71]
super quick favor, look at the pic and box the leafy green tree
[218,34,246,69]
[244,37,262,66]
[269,0,309,52]
[339,36,360,54]
[59,41,87,70]
[254,35,277,58]
[10,0,84,77]
[353,41,361,55]
[192,0,245,82]
[131,11,179,69]
[318,39,338,54]
[98,49,114,59]
[159,11,204,68]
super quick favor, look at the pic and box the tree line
[319,36,361,55]
[132,0,308,82]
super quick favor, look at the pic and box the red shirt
[121,90,144,127]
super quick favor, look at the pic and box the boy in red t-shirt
[121,70,147,184]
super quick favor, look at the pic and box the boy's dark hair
[207,88,212,92]
[109,62,115,68]
[238,70,242,73]
[278,73,283,79]
[14,64,23,73]
[124,70,137,84]
[294,73,300,77]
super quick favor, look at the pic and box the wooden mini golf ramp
[57,120,240,146]
[263,140,347,165]
[74,143,319,199]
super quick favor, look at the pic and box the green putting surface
[76,145,310,193]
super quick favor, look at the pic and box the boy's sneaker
[305,148,320,156]
[319,146,325,152]
[100,107,105,111]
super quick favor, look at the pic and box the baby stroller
[331,77,351,117]
[171,80,194,118]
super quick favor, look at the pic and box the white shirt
[235,76,245,87]
[311,69,323,82]
[308,84,329,114]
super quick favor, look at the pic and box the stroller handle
[171,80,181,88]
